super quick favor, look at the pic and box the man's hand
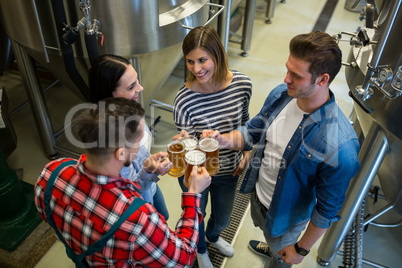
[277,244,304,265]
[187,166,211,194]
[233,151,251,176]
[143,152,172,175]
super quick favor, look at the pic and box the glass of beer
[182,136,198,151]
[167,140,185,177]
[199,137,220,176]
[184,150,206,188]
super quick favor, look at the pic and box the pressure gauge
[378,68,393,83]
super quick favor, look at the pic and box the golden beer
[167,141,185,177]
[184,150,206,188]
[182,136,198,151]
[199,137,220,176]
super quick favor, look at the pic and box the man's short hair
[290,31,342,84]
[74,97,145,157]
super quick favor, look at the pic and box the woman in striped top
[173,25,252,268]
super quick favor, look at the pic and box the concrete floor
[1,0,401,267]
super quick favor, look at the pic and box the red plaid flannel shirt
[34,155,202,267]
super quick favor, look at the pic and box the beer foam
[199,138,219,152]
[183,138,197,149]
[168,141,185,153]
[185,150,206,165]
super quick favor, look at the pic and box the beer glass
[184,150,206,188]
[199,137,220,176]
[182,136,198,151]
[167,140,185,177]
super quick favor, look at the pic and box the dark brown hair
[74,98,145,158]
[289,31,342,84]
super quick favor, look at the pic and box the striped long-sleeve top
[173,70,252,175]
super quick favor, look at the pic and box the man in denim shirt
[202,31,360,267]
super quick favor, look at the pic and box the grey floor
[1,0,401,267]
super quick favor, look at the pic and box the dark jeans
[153,184,169,221]
[178,174,238,254]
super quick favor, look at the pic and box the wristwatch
[294,242,309,256]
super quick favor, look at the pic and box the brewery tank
[346,0,402,216]
[0,0,209,105]
[317,0,402,265]
[0,0,210,157]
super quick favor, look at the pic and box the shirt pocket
[290,144,323,175]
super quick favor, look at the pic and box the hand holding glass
[167,140,186,177]
[184,150,206,188]
[199,137,220,176]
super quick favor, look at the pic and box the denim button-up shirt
[237,83,360,237]
[120,124,159,204]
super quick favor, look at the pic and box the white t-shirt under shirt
[256,98,305,209]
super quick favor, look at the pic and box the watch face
[295,243,309,256]
[298,248,308,256]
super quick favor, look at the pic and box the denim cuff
[236,126,254,151]
[138,168,160,183]
[311,206,341,229]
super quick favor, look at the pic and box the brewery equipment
[0,0,212,158]
[317,0,402,267]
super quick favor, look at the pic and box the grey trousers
[250,191,308,268]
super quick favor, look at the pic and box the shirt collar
[77,154,142,190]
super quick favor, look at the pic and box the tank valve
[62,20,84,45]
[354,85,374,101]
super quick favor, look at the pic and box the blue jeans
[178,174,239,254]
[153,184,169,221]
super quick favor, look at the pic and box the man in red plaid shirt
[34,98,211,267]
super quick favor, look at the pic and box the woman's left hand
[232,151,251,176]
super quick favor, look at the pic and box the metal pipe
[337,251,390,268]
[265,0,276,24]
[9,79,60,118]
[240,0,256,56]
[368,220,402,228]
[217,0,231,52]
[10,41,58,158]
[317,123,389,265]
[363,203,394,226]
[150,100,174,113]
[361,0,402,92]
[50,0,89,100]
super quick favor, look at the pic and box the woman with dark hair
[89,54,169,220]
[173,26,252,267]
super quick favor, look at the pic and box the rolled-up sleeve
[237,125,255,151]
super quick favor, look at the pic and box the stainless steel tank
[0,0,210,157]
[346,0,402,217]
[317,0,402,265]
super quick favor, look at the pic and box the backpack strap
[43,159,146,267]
